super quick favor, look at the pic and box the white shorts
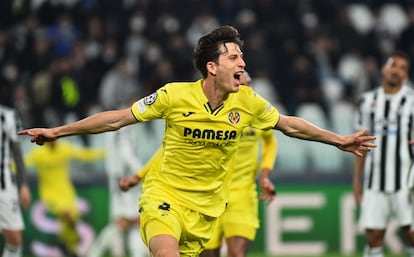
[109,186,141,220]
[0,190,25,230]
[359,189,412,229]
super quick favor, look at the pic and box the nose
[239,58,246,68]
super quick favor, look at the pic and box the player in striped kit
[87,124,148,257]
[353,51,414,257]
[0,86,31,257]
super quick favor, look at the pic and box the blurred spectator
[164,33,193,81]
[243,31,272,77]
[29,62,55,127]
[186,9,219,47]
[46,12,80,57]
[397,8,414,80]
[50,55,83,124]
[23,32,53,77]
[2,0,414,175]
[98,56,138,110]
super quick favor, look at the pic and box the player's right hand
[18,128,57,145]
[119,175,141,191]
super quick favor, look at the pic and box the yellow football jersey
[25,140,105,215]
[131,79,279,217]
[232,128,276,190]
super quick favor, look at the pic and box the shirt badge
[144,92,158,105]
[228,111,240,124]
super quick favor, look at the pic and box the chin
[232,84,240,91]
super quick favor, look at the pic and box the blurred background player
[353,51,414,257]
[0,85,31,257]
[87,103,148,257]
[24,140,105,257]
[200,72,277,257]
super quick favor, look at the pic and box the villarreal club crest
[228,111,240,124]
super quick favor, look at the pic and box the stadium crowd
[1,0,414,129]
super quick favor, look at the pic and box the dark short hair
[389,50,410,69]
[193,25,244,78]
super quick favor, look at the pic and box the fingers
[260,193,276,205]
[358,135,376,141]
[119,178,131,191]
[18,129,45,145]
[259,186,277,205]
[355,128,367,137]
[18,128,38,136]
[354,144,372,156]
[30,135,45,145]
[17,130,28,135]
[361,142,377,148]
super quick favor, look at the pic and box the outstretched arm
[18,108,138,145]
[275,115,376,156]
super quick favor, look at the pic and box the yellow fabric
[204,185,259,249]
[131,80,279,217]
[139,194,217,257]
[205,129,277,249]
[24,140,105,216]
[231,128,277,189]
[58,218,79,253]
[136,146,163,179]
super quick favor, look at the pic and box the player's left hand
[338,129,376,157]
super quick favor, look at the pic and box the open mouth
[234,71,243,84]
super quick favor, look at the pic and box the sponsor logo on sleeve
[137,99,146,113]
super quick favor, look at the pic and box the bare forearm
[11,142,27,188]
[277,116,343,146]
[354,155,365,181]
[52,109,136,138]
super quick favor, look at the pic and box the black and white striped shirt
[354,85,414,192]
[0,105,23,191]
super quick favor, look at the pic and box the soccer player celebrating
[19,25,376,257]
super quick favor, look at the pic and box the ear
[207,61,217,76]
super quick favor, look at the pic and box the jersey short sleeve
[131,86,170,121]
[241,87,280,130]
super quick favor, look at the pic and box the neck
[202,79,229,110]
[383,82,403,94]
